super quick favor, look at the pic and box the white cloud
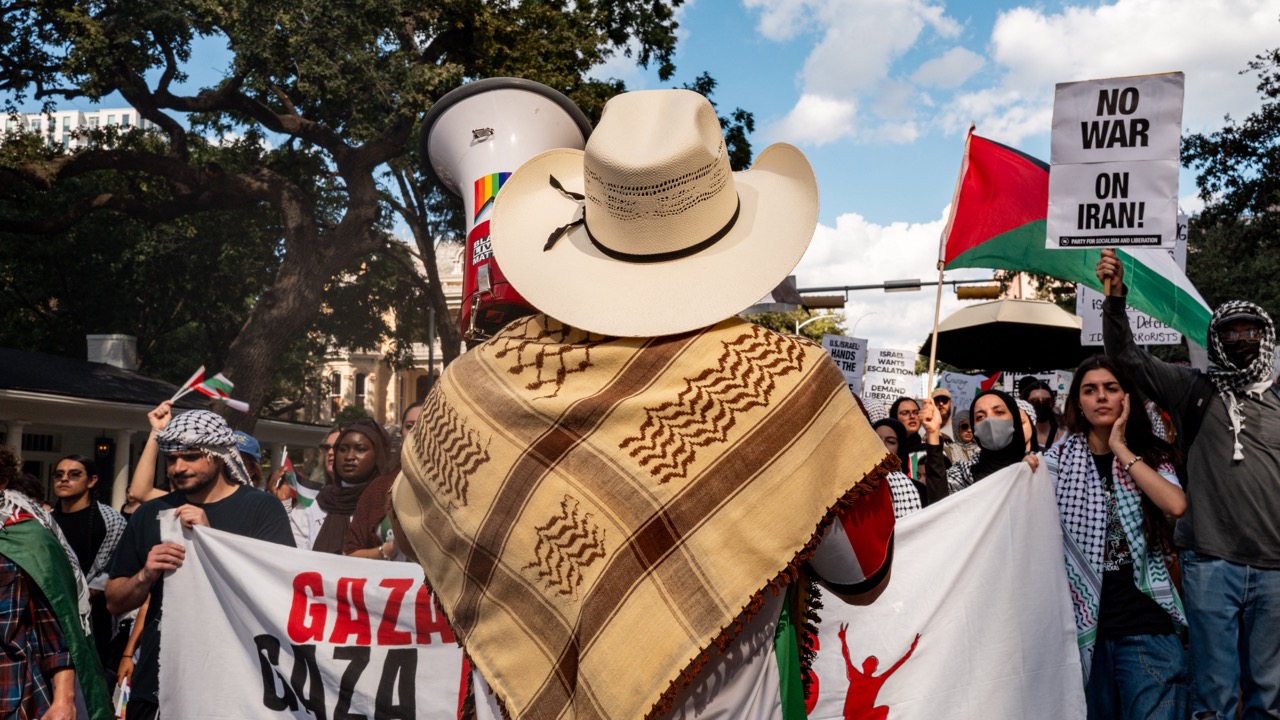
[748,0,963,143]
[944,0,1280,143]
[793,206,991,351]
[771,93,858,145]
[748,0,1277,150]
[912,47,986,88]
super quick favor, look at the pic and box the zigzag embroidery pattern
[490,316,606,399]
[522,494,608,600]
[619,326,805,484]
[412,390,490,510]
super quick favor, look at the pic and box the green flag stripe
[948,220,1212,342]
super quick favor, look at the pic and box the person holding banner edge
[105,410,294,720]
[1098,247,1280,720]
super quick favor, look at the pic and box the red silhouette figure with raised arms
[838,624,921,720]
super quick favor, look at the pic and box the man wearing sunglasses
[1098,249,1280,720]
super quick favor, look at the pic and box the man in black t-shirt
[105,411,294,720]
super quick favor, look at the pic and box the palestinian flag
[194,373,250,413]
[940,128,1212,342]
[277,449,320,508]
[169,366,206,402]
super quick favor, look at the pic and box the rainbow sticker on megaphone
[474,172,511,223]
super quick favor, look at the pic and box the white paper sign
[1051,74,1185,164]
[822,334,869,395]
[861,348,918,404]
[1047,72,1184,250]
[1077,215,1188,346]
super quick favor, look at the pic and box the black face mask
[1030,400,1054,424]
[1223,342,1260,370]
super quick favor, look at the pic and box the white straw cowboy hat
[489,89,819,337]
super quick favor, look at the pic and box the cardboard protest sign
[861,348,919,405]
[822,334,869,395]
[938,371,986,404]
[1077,215,1188,346]
[159,521,465,719]
[1048,72,1184,250]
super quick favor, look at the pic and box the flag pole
[170,366,205,403]
[929,124,975,393]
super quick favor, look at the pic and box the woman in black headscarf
[923,389,1038,499]
[872,418,927,517]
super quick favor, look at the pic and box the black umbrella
[922,299,1093,372]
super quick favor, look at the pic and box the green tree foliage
[1182,41,1280,318]
[0,0,690,428]
[744,309,845,342]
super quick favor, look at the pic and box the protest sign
[1077,215,1188,346]
[807,463,1086,719]
[937,371,985,405]
[1047,72,1184,250]
[822,334,869,395]
[861,348,918,405]
[159,521,464,719]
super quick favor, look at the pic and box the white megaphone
[421,77,593,340]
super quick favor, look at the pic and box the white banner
[159,520,465,719]
[808,463,1086,719]
[1076,214,1188,346]
[1047,72,1184,250]
[822,334,869,395]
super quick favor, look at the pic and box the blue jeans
[1181,551,1280,719]
[1086,632,1187,720]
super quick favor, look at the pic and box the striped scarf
[1046,434,1185,684]
[395,315,891,720]
[1206,300,1276,461]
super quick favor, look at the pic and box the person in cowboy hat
[105,410,295,720]
[393,88,897,720]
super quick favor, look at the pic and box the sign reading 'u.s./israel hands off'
[1047,72,1184,251]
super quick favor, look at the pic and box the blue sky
[601,0,1279,349]
[18,0,1280,352]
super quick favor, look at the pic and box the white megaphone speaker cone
[421,77,592,340]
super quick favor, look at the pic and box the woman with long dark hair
[1045,355,1187,718]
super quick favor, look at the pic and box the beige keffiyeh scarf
[395,315,891,720]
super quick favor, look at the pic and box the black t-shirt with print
[1092,452,1174,637]
[108,485,294,705]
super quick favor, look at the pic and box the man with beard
[1098,249,1280,720]
[105,411,294,720]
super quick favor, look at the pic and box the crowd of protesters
[3,244,1279,720]
[0,396,418,720]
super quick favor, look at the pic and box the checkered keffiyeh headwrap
[1206,300,1276,461]
[155,410,252,485]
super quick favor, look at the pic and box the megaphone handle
[464,294,487,342]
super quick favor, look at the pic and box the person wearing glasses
[51,454,127,678]
[1098,249,1280,720]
